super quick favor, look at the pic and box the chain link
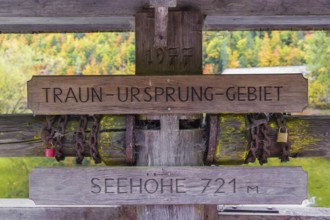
[74,115,88,164]
[88,115,102,164]
[245,113,271,165]
[273,113,291,162]
[53,115,68,162]
[41,115,57,147]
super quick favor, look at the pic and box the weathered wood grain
[29,166,307,205]
[205,16,330,31]
[135,10,205,219]
[0,115,126,161]
[1,114,330,164]
[135,114,205,219]
[0,0,328,17]
[0,199,136,220]
[27,74,308,115]
[136,11,203,75]
[218,207,330,220]
[0,207,135,220]
[0,16,329,33]
[215,115,330,164]
[0,0,329,32]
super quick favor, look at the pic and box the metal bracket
[149,0,177,48]
[125,115,135,165]
[205,114,219,165]
[220,206,279,214]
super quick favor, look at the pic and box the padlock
[277,128,288,143]
[45,148,55,158]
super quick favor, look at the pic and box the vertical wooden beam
[136,11,203,75]
[154,7,168,48]
[135,115,205,220]
[135,10,206,220]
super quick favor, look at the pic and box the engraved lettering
[118,87,129,102]
[175,179,186,193]
[191,87,203,101]
[248,87,257,101]
[264,86,272,101]
[226,87,235,101]
[201,179,212,193]
[53,88,63,103]
[144,87,153,102]
[105,178,115,193]
[237,86,246,101]
[117,178,128,194]
[228,178,236,193]
[131,87,141,102]
[92,87,102,102]
[275,86,283,101]
[144,179,159,194]
[91,178,101,194]
[155,87,164,102]
[79,87,89,103]
[166,87,176,102]
[247,186,259,193]
[160,178,173,193]
[204,87,214,101]
[178,87,189,102]
[130,178,142,193]
[42,88,50,103]
[215,178,225,193]
[65,87,78,103]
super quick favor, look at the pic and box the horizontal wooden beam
[0,115,127,165]
[0,16,329,33]
[215,115,330,164]
[219,207,330,220]
[0,199,136,220]
[1,114,329,165]
[0,0,329,32]
[205,16,330,31]
[0,0,329,17]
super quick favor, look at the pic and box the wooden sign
[27,74,308,114]
[30,167,307,205]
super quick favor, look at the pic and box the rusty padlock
[277,128,288,143]
[45,147,55,158]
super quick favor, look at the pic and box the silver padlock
[277,128,288,143]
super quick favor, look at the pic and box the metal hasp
[149,0,177,48]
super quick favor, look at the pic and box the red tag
[45,148,55,158]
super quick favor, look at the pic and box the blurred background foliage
[0,31,329,206]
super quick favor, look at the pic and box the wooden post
[135,10,207,219]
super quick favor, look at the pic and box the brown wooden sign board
[27,74,308,115]
[30,167,307,205]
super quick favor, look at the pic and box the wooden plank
[215,115,330,164]
[29,167,307,205]
[0,0,328,17]
[0,0,329,32]
[135,10,205,219]
[0,115,329,163]
[27,74,308,115]
[0,16,329,33]
[0,207,134,220]
[205,15,330,31]
[136,11,203,75]
[135,114,205,219]
[0,199,136,220]
[0,115,126,161]
[218,207,330,220]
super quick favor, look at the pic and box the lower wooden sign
[30,167,307,205]
[27,74,308,114]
